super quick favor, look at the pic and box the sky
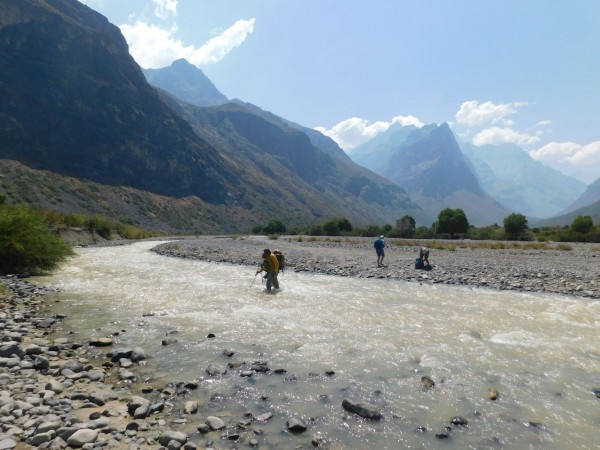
[79,0,600,184]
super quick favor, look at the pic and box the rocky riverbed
[152,235,600,299]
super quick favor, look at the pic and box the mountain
[461,143,586,218]
[0,0,423,231]
[157,97,428,227]
[350,123,511,226]
[143,59,229,107]
[559,177,600,215]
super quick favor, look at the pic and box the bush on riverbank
[0,203,74,275]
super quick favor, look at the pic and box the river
[33,241,600,449]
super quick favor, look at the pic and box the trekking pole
[250,271,259,287]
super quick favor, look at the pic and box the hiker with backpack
[415,246,432,270]
[256,248,280,292]
[374,235,386,267]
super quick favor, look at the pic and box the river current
[33,241,600,449]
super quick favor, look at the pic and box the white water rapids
[33,241,600,449]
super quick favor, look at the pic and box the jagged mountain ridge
[461,142,586,218]
[0,0,424,231]
[350,123,510,226]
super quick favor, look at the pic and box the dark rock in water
[523,421,547,431]
[286,417,307,433]
[184,381,199,390]
[592,389,600,398]
[207,333,216,338]
[325,370,335,376]
[251,361,270,373]
[223,349,235,357]
[161,339,178,346]
[421,376,435,388]
[342,399,382,420]
[131,347,146,362]
[450,416,468,426]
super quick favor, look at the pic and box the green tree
[337,217,353,233]
[323,219,340,236]
[395,215,416,238]
[263,219,287,234]
[437,208,469,237]
[0,204,73,276]
[571,215,593,233]
[503,213,528,240]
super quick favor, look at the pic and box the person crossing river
[256,248,279,292]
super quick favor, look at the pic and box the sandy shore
[152,235,600,299]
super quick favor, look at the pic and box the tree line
[252,208,600,243]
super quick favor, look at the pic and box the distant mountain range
[349,119,593,224]
[0,0,596,233]
[0,0,424,232]
[460,143,586,218]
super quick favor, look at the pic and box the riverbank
[152,235,600,299]
[0,276,220,450]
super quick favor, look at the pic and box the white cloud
[455,100,528,128]
[152,0,177,20]
[188,19,255,67]
[472,127,541,146]
[530,141,600,165]
[529,141,600,184]
[315,115,423,151]
[119,19,255,69]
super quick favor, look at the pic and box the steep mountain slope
[461,143,586,218]
[533,199,600,227]
[559,177,600,214]
[0,0,423,231]
[160,97,427,226]
[350,123,510,226]
[0,0,238,204]
[143,59,228,107]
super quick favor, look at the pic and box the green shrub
[571,215,594,234]
[0,204,74,276]
[86,215,112,239]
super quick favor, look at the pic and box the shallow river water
[34,241,600,449]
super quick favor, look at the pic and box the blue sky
[80,0,600,184]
